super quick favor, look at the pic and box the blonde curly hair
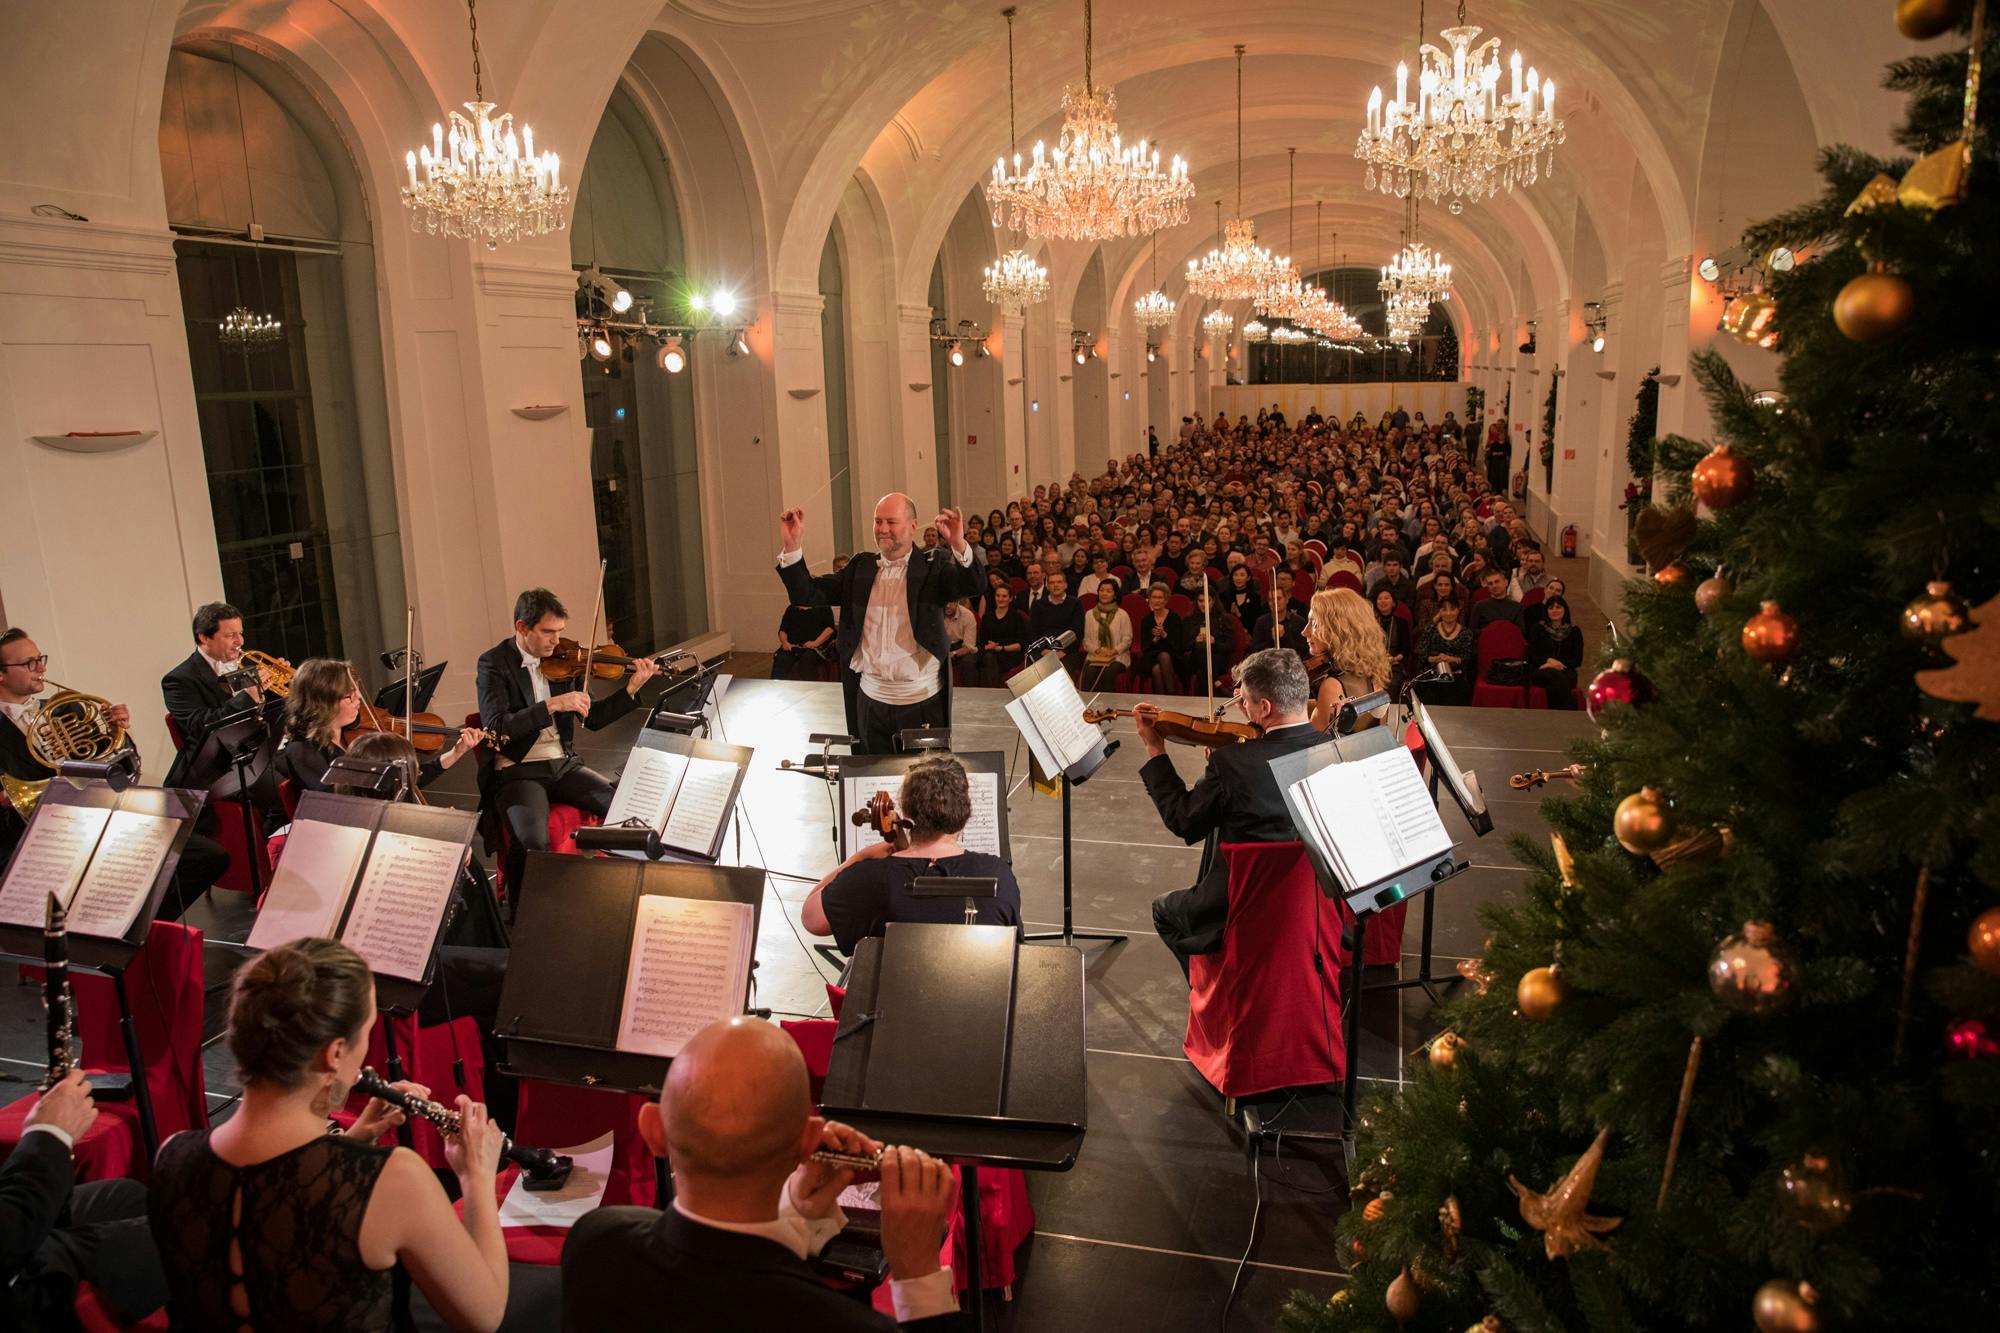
[1306,588,1391,693]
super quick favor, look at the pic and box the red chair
[1519,586,1547,608]
[1302,539,1327,560]
[1007,577,1028,599]
[466,712,600,908]
[164,713,268,896]
[1168,593,1193,618]
[1290,569,1317,605]
[1324,569,1362,593]
[0,922,208,1182]
[1469,621,1530,709]
[277,777,301,823]
[1185,843,1347,1099]
[513,1081,658,1208]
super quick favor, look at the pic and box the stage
[0,677,1596,1331]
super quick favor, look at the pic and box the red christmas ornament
[1946,1017,2000,1060]
[1691,444,1755,509]
[1742,601,1800,663]
[1585,659,1656,723]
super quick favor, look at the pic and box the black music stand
[836,751,1011,863]
[192,703,280,901]
[1004,654,1124,949]
[374,663,447,715]
[820,923,1086,1333]
[0,781,207,1163]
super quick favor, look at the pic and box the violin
[850,790,911,851]
[1082,707,1261,747]
[343,704,495,754]
[540,638,694,682]
[1509,763,1586,791]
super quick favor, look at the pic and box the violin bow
[581,559,608,688]
[1270,561,1282,648]
[1202,576,1216,723]
[402,605,416,723]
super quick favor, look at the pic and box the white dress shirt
[509,641,566,765]
[673,1186,957,1323]
[778,545,974,707]
[0,698,36,735]
[198,648,238,678]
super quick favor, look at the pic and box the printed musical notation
[845,772,1003,858]
[0,803,111,927]
[67,809,176,939]
[614,893,755,1058]
[247,821,372,951]
[341,831,461,981]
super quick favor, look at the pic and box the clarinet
[41,893,75,1092]
[356,1067,573,1185]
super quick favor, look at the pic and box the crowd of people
[776,403,1584,711]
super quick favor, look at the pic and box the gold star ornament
[1507,1128,1624,1258]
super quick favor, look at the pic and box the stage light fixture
[1766,246,1795,272]
[729,329,750,357]
[1697,255,1721,283]
[689,293,708,313]
[975,340,991,358]
[1591,334,1605,353]
[659,336,686,374]
[711,290,738,317]
[588,329,614,361]
[948,340,964,367]
[609,285,633,314]
[1146,344,1158,362]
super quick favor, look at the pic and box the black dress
[819,851,1022,955]
[148,1131,408,1332]
[1528,621,1584,709]
[975,608,1031,686]
[772,604,836,681]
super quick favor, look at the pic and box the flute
[810,1146,888,1171]
[356,1067,573,1185]
[41,893,75,1092]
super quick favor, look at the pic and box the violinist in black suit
[1136,647,1323,980]
[159,602,277,791]
[775,494,987,754]
[476,588,660,901]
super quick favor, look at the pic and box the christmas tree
[1282,10,2000,1331]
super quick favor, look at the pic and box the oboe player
[148,939,515,1332]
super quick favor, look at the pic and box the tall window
[820,226,855,554]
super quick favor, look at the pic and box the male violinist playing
[476,589,660,906]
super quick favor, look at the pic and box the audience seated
[1415,598,1475,706]
[772,598,836,681]
[974,585,1029,687]
[1077,578,1132,692]
[1528,595,1584,709]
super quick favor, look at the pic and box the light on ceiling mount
[658,336,685,374]
[1584,300,1607,353]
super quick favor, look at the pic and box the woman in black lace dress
[149,939,510,1331]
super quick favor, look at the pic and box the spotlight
[1074,347,1087,365]
[610,286,633,314]
[948,339,964,367]
[1697,256,1721,283]
[689,293,708,313]
[589,329,614,361]
[728,329,750,357]
[1591,334,1605,353]
[710,290,738,317]
[659,335,686,374]
[1146,345,1158,363]
[1766,246,1795,273]
[975,339,991,358]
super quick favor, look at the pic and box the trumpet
[0,679,131,821]
[354,1068,573,1186]
[223,649,296,698]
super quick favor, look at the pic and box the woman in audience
[1078,578,1131,693]
[1528,595,1584,708]
[1415,597,1474,706]
[994,535,1026,581]
[1304,588,1392,732]
[1373,586,1412,690]
[274,658,480,794]
[771,597,835,681]
[149,939,510,1332]
[1223,562,1266,632]
[1135,582,1186,694]
[975,583,1029,687]
[1416,571,1466,639]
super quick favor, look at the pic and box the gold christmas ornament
[1691,444,1755,509]
[1652,825,1731,870]
[1464,1321,1504,1333]
[1833,263,1916,343]
[1551,832,1579,889]
[1899,139,1971,211]
[1457,955,1495,995]
[1363,1192,1393,1223]
[1695,570,1732,616]
[1916,591,2000,720]
[1742,600,1801,663]
[1902,580,1972,643]
[1516,964,1569,1020]
[1508,1127,1623,1258]
[1844,173,1901,215]
[1896,0,1971,41]
[1614,786,1676,855]
[1708,921,1798,1015]
[1439,1195,1463,1261]
[1968,905,2000,977]
[1778,1154,1853,1232]
[1752,1278,1821,1333]
[1634,505,1698,570]
[1721,289,1780,349]
[1386,1267,1421,1326]
[1428,1031,1466,1069]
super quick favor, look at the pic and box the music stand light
[57,750,141,792]
[895,727,952,753]
[573,823,667,861]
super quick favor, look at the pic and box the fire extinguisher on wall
[1561,524,1578,558]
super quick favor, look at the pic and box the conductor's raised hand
[779,506,807,554]
[877,1146,955,1281]
[932,507,966,553]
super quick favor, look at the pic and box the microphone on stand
[1027,629,1078,656]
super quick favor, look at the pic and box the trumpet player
[1,627,227,919]
[161,601,280,791]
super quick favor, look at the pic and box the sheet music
[615,894,755,1058]
[1414,697,1487,816]
[604,746,689,834]
[660,756,738,855]
[339,830,461,980]
[67,809,177,939]
[1003,696,1062,780]
[959,771,1003,856]
[1018,668,1098,770]
[247,820,372,950]
[0,803,112,927]
[1294,747,1452,889]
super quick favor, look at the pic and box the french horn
[1,680,129,821]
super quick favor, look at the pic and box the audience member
[1078,578,1132,692]
[1134,584,1187,694]
[974,585,1029,686]
[1528,595,1583,708]
[772,598,836,681]
[1469,568,1525,634]
[1415,598,1474,705]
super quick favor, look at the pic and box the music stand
[820,924,1086,1333]
[374,662,446,715]
[1002,654,1123,948]
[190,701,280,900]
[0,780,208,1163]
[836,751,1011,863]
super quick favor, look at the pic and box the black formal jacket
[160,651,262,788]
[777,545,987,738]
[0,714,52,867]
[474,637,643,774]
[561,1204,957,1332]
[1,1130,74,1333]
[1141,720,1327,955]
[273,736,444,795]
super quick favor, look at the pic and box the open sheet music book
[0,804,180,941]
[1288,743,1454,891]
[614,893,756,1058]
[844,769,1004,858]
[603,742,742,858]
[1004,664,1099,776]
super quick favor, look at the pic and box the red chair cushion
[1325,570,1362,593]
[77,922,208,1157]
[1185,842,1347,1098]
[514,1081,657,1209]
[208,796,269,895]
[0,1091,138,1183]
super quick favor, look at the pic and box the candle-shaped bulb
[1395,61,1408,105]
[406,150,419,190]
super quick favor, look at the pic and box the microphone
[1029,629,1078,655]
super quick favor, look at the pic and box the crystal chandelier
[1202,308,1235,337]
[1270,324,1310,345]
[1187,49,1293,301]
[402,0,569,249]
[1354,0,1564,215]
[219,306,284,350]
[984,10,1051,312]
[1133,233,1177,330]
[1296,206,1363,342]
[1386,289,1430,344]
[1241,318,1270,343]
[1255,148,1311,320]
[1379,200,1454,306]
[985,0,1193,241]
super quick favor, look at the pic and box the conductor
[776,495,987,753]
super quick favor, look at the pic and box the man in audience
[1508,540,1551,600]
[1127,545,1168,594]
[1367,551,1416,608]
[1029,570,1086,673]
[562,1017,959,1330]
[1137,649,1323,979]
[1019,562,1048,615]
[1470,567,1525,634]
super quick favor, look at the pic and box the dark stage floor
[0,682,1596,1332]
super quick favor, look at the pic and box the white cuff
[779,1187,847,1256]
[23,1121,75,1151]
[890,1266,959,1322]
[953,544,975,567]
[778,548,805,568]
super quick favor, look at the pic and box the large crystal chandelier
[1295,206,1363,342]
[1386,289,1430,344]
[1187,49,1293,301]
[1133,233,1177,330]
[1379,200,1454,307]
[985,0,1193,242]
[984,9,1051,312]
[1255,149,1311,320]
[1354,0,1564,215]
[1201,308,1235,337]
[402,0,569,249]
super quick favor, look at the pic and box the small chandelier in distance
[1187,50,1292,302]
[1241,318,1270,343]
[1380,239,1454,306]
[219,306,283,350]
[1133,232,1177,330]
[1201,308,1235,337]
[983,247,1051,313]
[402,0,569,249]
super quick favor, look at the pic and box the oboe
[356,1068,574,1188]
[41,893,75,1092]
